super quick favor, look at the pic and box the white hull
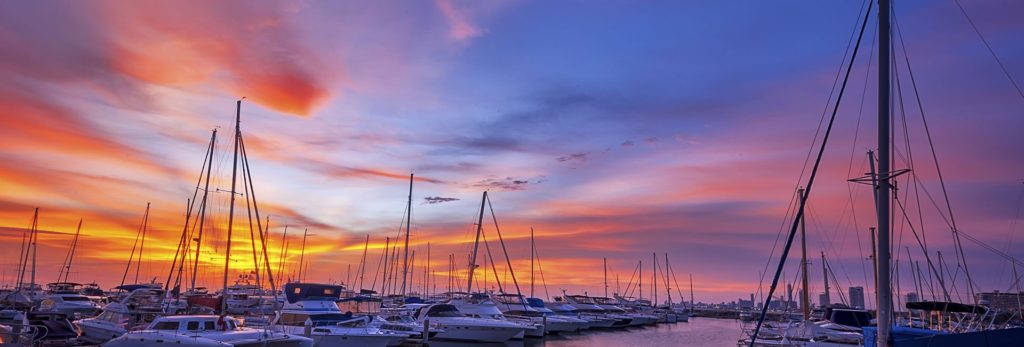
[310,334,395,347]
[433,324,523,342]
[76,322,125,344]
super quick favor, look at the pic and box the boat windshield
[426,305,466,318]
[152,321,180,331]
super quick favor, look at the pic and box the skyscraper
[849,286,865,309]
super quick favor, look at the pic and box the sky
[0,0,1022,306]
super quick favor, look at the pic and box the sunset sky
[1,0,1022,305]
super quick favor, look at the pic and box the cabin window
[186,322,200,331]
[152,321,180,331]
[204,321,215,330]
[280,313,310,326]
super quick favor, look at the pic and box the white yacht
[37,283,101,319]
[103,315,313,347]
[546,301,611,328]
[412,303,526,342]
[493,294,585,334]
[447,293,541,338]
[74,286,166,344]
[273,283,406,347]
[561,295,632,327]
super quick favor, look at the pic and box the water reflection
[427,318,744,347]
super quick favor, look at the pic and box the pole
[877,0,893,344]
[466,191,487,292]
[191,129,217,291]
[604,257,608,298]
[531,228,536,297]
[799,188,811,320]
[821,251,830,307]
[401,174,413,295]
[297,228,308,282]
[222,99,242,314]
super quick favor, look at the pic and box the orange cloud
[96,1,333,117]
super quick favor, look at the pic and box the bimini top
[284,283,343,304]
[906,301,987,314]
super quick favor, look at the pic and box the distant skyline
[1,0,1023,304]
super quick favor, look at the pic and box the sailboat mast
[603,257,608,298]
[136,203,150,284]
[653,253,658,305]
[401,173,413,295]
[222,100,242,315]
[29,209,38,290]
[531,228,536,297]
[664,253,672,306]
[799,188,810,320]
[876,0,893,343]
[466,191,487,292]
[358,234,369,290]
[189,129,217,292]
[821,251,830,307]
[60,219,83,283]
[297,228,309,282]
[689,273,695,309]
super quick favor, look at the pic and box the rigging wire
[893,10,979,301]
[750,2,874,345]
[754,0,872,304]
[952,0,1024,102]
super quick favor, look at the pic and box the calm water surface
[429,317,745,347]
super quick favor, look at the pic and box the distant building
[905,292,920,303]
[976,291,1024,313]
[819,293,830,307]
[739,293,755,309]
[849,287,865,309]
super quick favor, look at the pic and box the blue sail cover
[526,297,546,308]
[284,283,343,303]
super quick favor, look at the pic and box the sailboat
[104,100,312,347]
[746,1,1024,346]
[862,2,1024,346]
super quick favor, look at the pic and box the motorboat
[492,294,582,334]
[273,283,407,347]
[73,286,167,344]
[103,315,313,347]
[447,293,541,338]
[411,303,525,342]
[546,300,611,328]
[37,283,101,319]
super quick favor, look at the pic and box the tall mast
[466,191,487,293]
[664,253,672,306]
[136,203,150,284]
[876,0,893,342]
[603,257,608,298]
[652,253,658,305]
[60,219,83,283]
[277,225,289,286]
[401,173,413,295]
[639,260,643,301]
[297,228,309,282]
[191,129,217,292]
[222,99,242,315]
[531,228,536,297]
[358,235,369,290]
[689,273,695,308]
[29,209,38,290]
[821,251,830,307]
[799,188,811,320]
